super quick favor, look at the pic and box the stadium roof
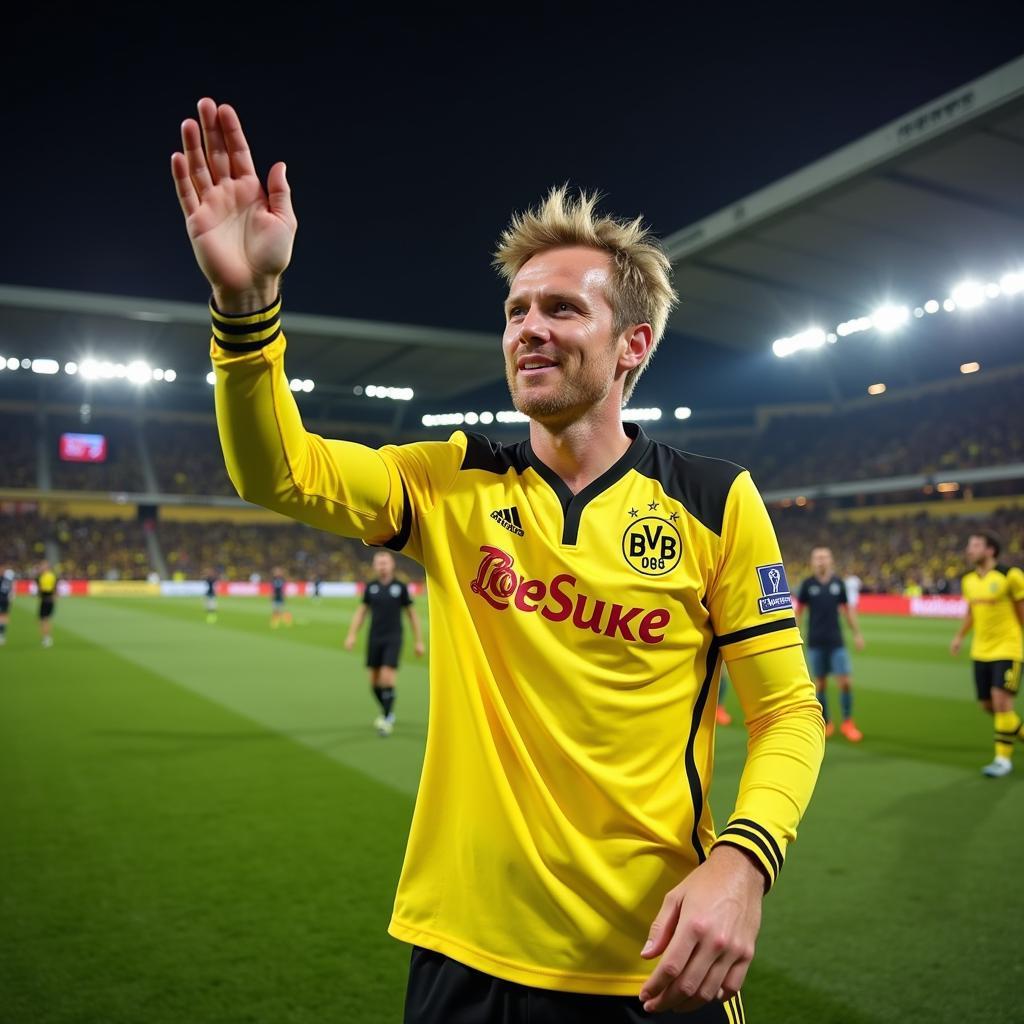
[0,284,499,417]
[663,55,1024,353]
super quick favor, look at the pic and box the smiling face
[502,246,648,428]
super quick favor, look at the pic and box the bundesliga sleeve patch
[756,563,792,613]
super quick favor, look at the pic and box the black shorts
[367,635,401,669]
[973,660,1022,700]
[0,597,9,614]
[403,946,741,1024]
[39,598,55,620]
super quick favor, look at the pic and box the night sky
[4,12,1023,408]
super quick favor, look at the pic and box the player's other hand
[415,641,426,658]
[950,636,962,656]
[170,98,296,312]
[638,845,763,1013]
[344,636,355,652]
[854,633,865,652]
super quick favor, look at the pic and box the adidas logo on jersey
[490,506,524,537]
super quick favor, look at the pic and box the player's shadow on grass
[94,724,428,750]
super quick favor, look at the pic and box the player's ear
[619,323,653,371]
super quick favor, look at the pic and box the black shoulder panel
[996,564,1012,576]
[633,441,745,536]
[460,432,530,475]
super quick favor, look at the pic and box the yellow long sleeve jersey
[211,299,825,996]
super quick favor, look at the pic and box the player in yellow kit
[950,530,1024,778]
[172,97,824,1022]
[37,560,57,648]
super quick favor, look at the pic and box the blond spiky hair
[493,185,678,401]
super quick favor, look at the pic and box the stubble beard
[505,358,614,427]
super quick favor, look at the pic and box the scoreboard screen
[59,433,108,463]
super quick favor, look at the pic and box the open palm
[171,98,296,301]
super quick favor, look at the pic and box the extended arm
[345,605,368,651]
[951,608,973,655]
[405,607,425,656]
[841,604,865,650]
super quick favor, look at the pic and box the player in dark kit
[204,568,219,624]
[270,567,292,629]
[797,546,865,741]
[0,565,13,646]
[345,551,424,736]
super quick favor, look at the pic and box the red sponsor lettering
[470,546,670,645]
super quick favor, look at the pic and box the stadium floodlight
[943,298,957,312]
[21,358,31,369]
[985,282,1001,299]
[464,412,479,425]
[366,385,378,397]
[960,362,981,374]
[496,410,530,423]
[835,316,873,338]
[924,300,940,314]
[1000,271,1023,295]
[870,304,909,333]
[206,371,216,385]
[301,379,314,393]
[152,368,164,381]
[479,411,494,425]
[164,369,177,382]
[80,358,99,379]
[64,361,78,375]
[126,360,152,384]
[867,383,886,395]
[7,357,20,370]
[771,326,826,357]
[623,407,662,421]
[913,307,924,318]
[289,378,303,392]
[674,407,692,420]
[936,481,960,493]
[951,281,985,310]
[826,332,838,343]
[31,359,60,375]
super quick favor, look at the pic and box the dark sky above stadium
[4,11,1023,409]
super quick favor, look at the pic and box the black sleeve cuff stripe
[214,327,283,352]
[211,317,281,337]
[383,478,413,552]
[716,828,781,880]
[210,294,282,320]
[726,817,784,868]
[717,617,798,648]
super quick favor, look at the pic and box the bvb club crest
[622,515,682,577]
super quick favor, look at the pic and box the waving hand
[171,98,296,312]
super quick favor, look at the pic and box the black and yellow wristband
[712,818,785,891]
[210,294,283,352]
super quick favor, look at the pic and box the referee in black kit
[345,550,425,736]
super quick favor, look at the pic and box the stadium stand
[146,421,235,496]
[0,412,38,489]
[0,510,50,571]
[53,515,151,580]
[773,505,1024,595]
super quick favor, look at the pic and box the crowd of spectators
[684,374,1024,489]
[146,421,235,496]
[773,505,1024,595]
[0,413,38,488]
[158,518,417,582]
[53,516,152,580]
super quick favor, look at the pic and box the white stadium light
[496,410,529,423]
[7,357,20,370]
[21,358,31,369]
[126,360,152,384]
[870,304,909,333]
[31,359,60,375]
[464,412,479,425]
[289,378,303,392]
[623,407,662,421]
[152,368,164,381]
[951,280,985,310]
[913,307,924,318]
[366,384,378,397]
[64,361,78,375]
[164,369,177,382]
[674,407,692,420]
[985,282,1001,299]
[943,298,957,312]
[867,382,887,396]
[206,371,216,385]
[1000,271,1023,295]
[301,379,314,393]
[479,411,494,425]
[960,361,981,374]
[924,300,940,314]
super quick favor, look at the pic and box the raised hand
[171,98,297,313]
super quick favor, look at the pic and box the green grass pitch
[1,598,1020,1023]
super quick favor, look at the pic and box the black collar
[526,422,652,545]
